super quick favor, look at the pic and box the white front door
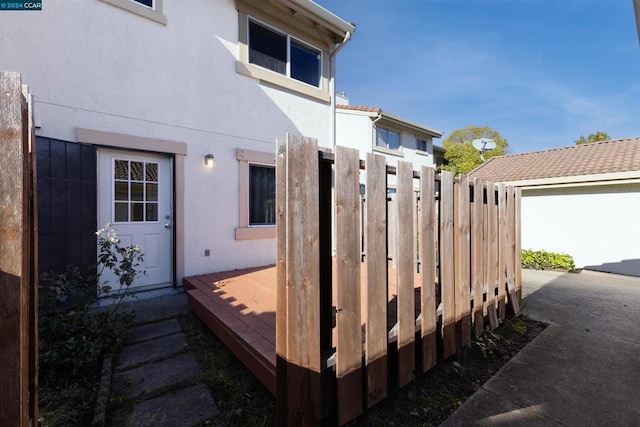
[98,149,173,289]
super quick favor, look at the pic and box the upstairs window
[416,138,427,152]
[133,0,153,7]
[248,19,321,88]
[376,127,401,151]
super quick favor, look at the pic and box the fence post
[276,134,322,426]
[0,70,38,427]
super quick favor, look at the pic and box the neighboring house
[469,138,640,277]
[0,0,354,295]
[335,94,444,175]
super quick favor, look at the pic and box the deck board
[184,264,428,396]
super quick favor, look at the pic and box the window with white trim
[248,18,321,88]
[248,164,276,226]
[416,138,427,152]
[100,0,166,25]
[376,127,401,151]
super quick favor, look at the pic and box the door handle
[164,223,171,229]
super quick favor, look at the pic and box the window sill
[236,61,330,104]
[416,150,430,157]
[235,226,276,240]
[373,146,404,157]
[100,0,166,25]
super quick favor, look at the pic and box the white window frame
[374,126,404,156]
[247,17,322,89]
[100,0,166,25]
[236,149,277,240]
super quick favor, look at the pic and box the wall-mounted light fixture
[204,154,215,167]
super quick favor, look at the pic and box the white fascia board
[380,111,443,138]
[336,109,379,118]
[286,0,355,39]
[504,171,640,188]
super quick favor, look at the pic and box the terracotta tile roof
[336,104,381,114]
[469,137,640,182]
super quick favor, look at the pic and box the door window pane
[146,203,158,221]
[115,202,128,222]
[130,162,144,181]
[131,203,144,222]
[115,160,128,180]
[146,163,158,182]
[115,182,128,201]
[146,183,158,201]
[249,165,276,225]
[131,183,144,201]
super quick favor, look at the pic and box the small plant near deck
[521,249,575,272]
[38,224,143,426]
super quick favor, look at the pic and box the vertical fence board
[505,186,520,315]
[497,184,508,319]
[365,153,388,407]
[334,147,363,424]
[278,134,322,425]
[0,70,37,427]
[419,166,437,371]
[440,171,456,357]
[471,178,484,336]
[24,85,38,425]
[396,161,416,387]
[455,175,471,350]
[486,182,499,329]
[275,138,288,425]
[514,188,522,304]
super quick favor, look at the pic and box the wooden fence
[0,70,39,426]
[276,134,521,426]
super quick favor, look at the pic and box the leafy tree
[574,131,611,145]
[440,125,508,174]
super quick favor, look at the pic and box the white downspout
[329,31,352,150]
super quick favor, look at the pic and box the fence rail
[277,135,520,425]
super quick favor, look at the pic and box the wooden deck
[184,266,279,394]
[184,264,425,396]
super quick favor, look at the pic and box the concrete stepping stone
[113,353,201,399]
[116,333,188,371]
[127,319,182,344]
[123,383,221,427]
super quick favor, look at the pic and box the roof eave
[285,0,355,40]
[380,111,443,138]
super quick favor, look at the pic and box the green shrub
[521,249,575,271]
[38,224,142,426]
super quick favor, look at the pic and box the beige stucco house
[0,0,355,297]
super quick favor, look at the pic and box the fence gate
[0,70,39,426]
[277,134,521,426]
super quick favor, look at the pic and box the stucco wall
[0,0,335,278]
[522,184,640,275]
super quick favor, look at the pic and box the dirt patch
[182,313,546,426]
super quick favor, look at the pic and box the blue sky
[317,0,640,154]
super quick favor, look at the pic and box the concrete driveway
[442,269,640,426]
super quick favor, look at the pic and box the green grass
[179,312,276,426]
